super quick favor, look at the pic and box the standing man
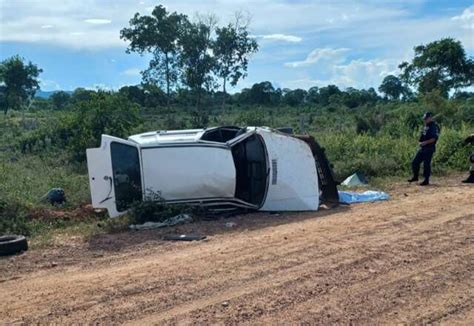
[462,134,474,184]
[408,112,440,186]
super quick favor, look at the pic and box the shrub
[68,91,142,161]
[0,200,30,236]
[128,191,193,225]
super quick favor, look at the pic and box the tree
[213,15,258,106]
[71,87,95,103]
[0,55,42,114]
[178,20,215,108]
[306,86,320,104]
[378,75,405,100]
[399,38,474,97]
[69,91,141,161]
[118,85,145,106]
[50,91,71,110]
[248,81,276,105]
[283,88,307,106]
[318,85,341,106]
[121,5,186,101]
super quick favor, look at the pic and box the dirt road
[1,178,473,325]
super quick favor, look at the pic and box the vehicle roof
[128,126,275,147]
[128,129,207,146]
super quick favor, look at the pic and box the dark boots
[462,171,474,184]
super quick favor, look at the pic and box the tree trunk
[195,88,201,111]
[165,53,170,106]
[221,77,227,109]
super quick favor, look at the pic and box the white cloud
[84,18,112,25]
[452,6,474,30]
[41,24,54,29]
[285,48,349,68]
[121,68,142,76]
[286,59,395,90]
[332,59,396,89]
[0,0,408,50]
[39,79,61,91]
[257,34,302,43]
[284,46,397,90]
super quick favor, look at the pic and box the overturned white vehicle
[86,126,338,217]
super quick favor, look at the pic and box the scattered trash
[221,301,230,307]
[163,234,207,241]
[338,190,390,204]
[129,214,193,230]
[225,222,237,228]
[341,172,368,187]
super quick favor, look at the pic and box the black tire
[0,235,28,256]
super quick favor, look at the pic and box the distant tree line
[1,26,473,114]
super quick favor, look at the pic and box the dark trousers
[412,148,434,180]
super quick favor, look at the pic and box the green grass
[0,97,472,245]
[0,151,90,209]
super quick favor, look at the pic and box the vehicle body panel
[258,129,319,211]
[141,146,236,201]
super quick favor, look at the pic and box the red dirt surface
[1,177,473,325]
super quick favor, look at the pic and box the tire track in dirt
[4,206,471,324]
[1,181,473,325]
[153,221,473,325]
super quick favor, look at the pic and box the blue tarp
[338,190,390,204]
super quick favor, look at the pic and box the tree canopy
[121,6,258,109]
[0,55,42,114]
[399,38,474,97]
[120,5,186,100]
[213,16,258,101]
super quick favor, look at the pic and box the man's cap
[422,112,433,120]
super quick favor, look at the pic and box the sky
[0,0,473,92]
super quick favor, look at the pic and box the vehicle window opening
[110,142,142,212]
[232,135,267,206]
[201,126,241,143]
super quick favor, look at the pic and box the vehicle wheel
[0,235,28,256]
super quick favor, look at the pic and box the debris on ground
[163,234,207,241]
[129,214,193,231]
[41,188,66,206]
[225,222,237,228]
[341,172,368,187]
[338,190,390,204]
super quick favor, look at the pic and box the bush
[68,91,142,161]
[128,191,193,225]
[0,200,30,236]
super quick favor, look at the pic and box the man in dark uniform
[462,134,474,184]
[408,112,440,186]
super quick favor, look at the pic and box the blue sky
[0,0,473,92]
